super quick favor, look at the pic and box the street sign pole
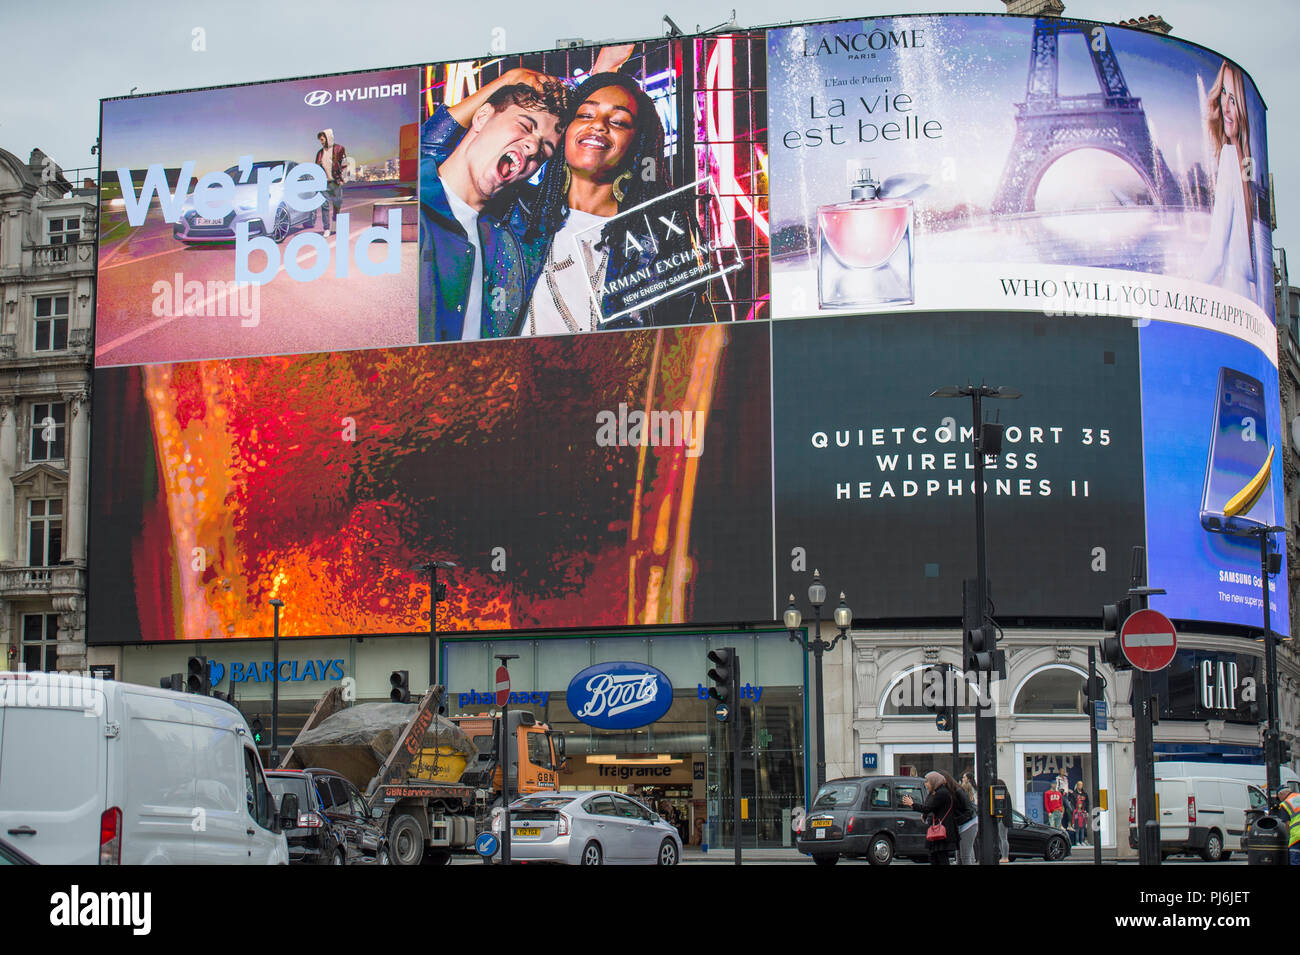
[494,656,517,866]
[1088,645,1102,866]
[1121,550,1168,867]
[732,654,742,867]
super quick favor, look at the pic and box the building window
[33,295,70,352]
[29,402,66,462]
[21,613,59,672]
[47,216,80,245]
[28,498,63,567]
[1012,666,1089,715]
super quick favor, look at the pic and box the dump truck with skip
[280,684,564,864]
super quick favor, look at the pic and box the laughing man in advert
[315,129,347,238]
[421,52,714,341]
[418,78,569,342]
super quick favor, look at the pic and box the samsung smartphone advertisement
[766,15,1275,354]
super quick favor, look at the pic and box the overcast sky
[3,0,1297,253]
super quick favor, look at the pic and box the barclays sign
[567,662,673,730]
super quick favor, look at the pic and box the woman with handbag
[901,771,961,865]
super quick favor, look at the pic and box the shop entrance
[705,687,804,849]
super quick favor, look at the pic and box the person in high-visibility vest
[1277,785,1300,865]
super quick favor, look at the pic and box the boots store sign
[567,663,674,730]
[1148,651,1261,724]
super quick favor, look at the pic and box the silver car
[490,790,682,865]
[173,160,318,243]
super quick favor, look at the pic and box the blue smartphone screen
[1202,368,1272,528]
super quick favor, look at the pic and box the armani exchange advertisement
[416,34,765,343]
[766,15,1275,356]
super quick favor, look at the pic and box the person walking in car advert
[315,129,347,237]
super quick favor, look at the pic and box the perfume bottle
[817,166,915,308]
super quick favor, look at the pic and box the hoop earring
[612,170,633,204]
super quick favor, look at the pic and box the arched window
[1012,666,1089,716]
[880,665,979,716]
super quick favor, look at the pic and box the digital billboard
[89,12,1285,642]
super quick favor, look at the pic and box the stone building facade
[0,147,94,673]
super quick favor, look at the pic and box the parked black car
[1005,808,1072,861]
[267,768,389,865]
[795,776,1072,865]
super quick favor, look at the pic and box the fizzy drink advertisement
[766,15,1275,356]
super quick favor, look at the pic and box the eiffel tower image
[992,18,1182,214]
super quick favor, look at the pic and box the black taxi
[795,775,934,866]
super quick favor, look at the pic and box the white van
[1144,760,1300,788]
[0,672,294,864]
[1127,774,1268,861]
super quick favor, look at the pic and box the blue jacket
[418,107,549,342]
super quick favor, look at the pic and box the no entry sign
[495,666,511,707]
[1120,609,1178,671]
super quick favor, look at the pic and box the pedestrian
[1276,784,1300,865]
[901,770,960,865]
[958,770,979,865]
[1043,777,1064,830]
[1072,781,1090,847]
[995,777,1011,863]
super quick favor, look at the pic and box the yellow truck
[281,684,564,864]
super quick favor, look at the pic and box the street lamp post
[420,560,457,688]
[784,572,852,790]
[269,598,283,769]
[931,381,1020,866]
[1247,524,1286,805]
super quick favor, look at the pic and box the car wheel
[1045,836,1068,861]
[387,813,425,866]
[332,849,345,866]
[657,839,679,866]
[867,834,895,866]
[580,841,603,866]
[270,204,292,242]
[813,854,839,866]
[377,846,391,866]
[1201,831,1224,862]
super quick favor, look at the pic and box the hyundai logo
[304,90,332,107]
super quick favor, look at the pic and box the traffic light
[250,718,265,746]
[706,647,737,705]
[935,710,952,732]
[1101,597,1134,669]
[159,673,183,692]
[961,578,1004,676]
[186,656,210,695]
[389,669,411,703]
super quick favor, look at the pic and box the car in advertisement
[172,160,319,244]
